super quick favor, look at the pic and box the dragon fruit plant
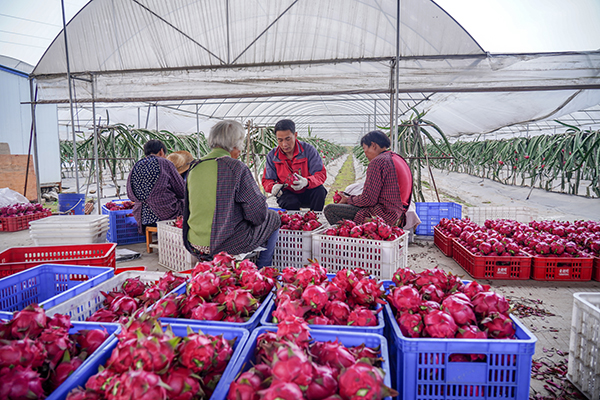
[66,317,235,400]
[227,316,398,400]
[147,252,276,323]
[279,211,323,231]
[87,271,186,323]
[0,305,110,399]
[387,267,516,344]
[324,216,404,241]
[272,262,385,327]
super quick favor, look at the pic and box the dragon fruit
[420,284,444,303]
[323,282,347,302]
[10,304,47,339]
[270,343,314,387]
[306,315,332,325]
[331,269,357,291]
[178,332,217,374]
[212,334,234,373]
[149,295,180,318]
[191,302,225,321]
[109,295,139,315]
[275,285,303,304]
[213,251,236,268]
[333,191,342,203]
[471,291,510,317]
[311,340,356,370]
[306,364,338,400]
[66,388,102,400]
[107,369,168,400]
[350,278,384,306]
[122,277,146,297]
[392,268,416,286]
[0,365,46,400]
[302,284,329,312]
[387,285,422,312]
[414,268,448,291]
[276,315,311,348]
[88,308,119,322]
[49,353,84,390]
[460,281,490,299]
[48,313,73,330]
[164,366,203,400]
[347,307,378,327]
[131,334,180,373]
[227,367,267,400]
[40,326,75,368]
[224,289,258,316]
[75,328,109,354]
[481,313,516,339]
[180,294,204,318]
[85,366,117,393]
[442,294,476,325]
[456,325,488,339]
[397,312,423,338]
[188,272,221,299]
[272,299,310,322]
[258,382,304,400]
[0,337,47,368]
[338,362,397,400]
[280,267,298,283]
[324,301,351,325]
[424,310,457,338]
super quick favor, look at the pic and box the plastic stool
[145,226,158,253]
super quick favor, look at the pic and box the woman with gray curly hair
[182,120,280,267]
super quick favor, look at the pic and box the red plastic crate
[452,239,532,280]
[530,254,594,281]
[594,257,600,282]
[433,226,454,257]
[0,210,52,232]
[0,243,117,278]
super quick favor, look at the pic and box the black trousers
[277,185,327,211]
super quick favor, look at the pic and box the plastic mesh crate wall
[102,200,146,245]
[568,292,600,400]
[0,264,114,312]
[157,220,197,272]
[312,231,408,279]
[273,226,326,270]
[530,255,593,281]
[466,206,537,225]
[384,304,537,400]
[415,202,462,236]
[46,270,185,321]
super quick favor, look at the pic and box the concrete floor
[1,160,599,399]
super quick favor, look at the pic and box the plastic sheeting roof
[32,0,600,143]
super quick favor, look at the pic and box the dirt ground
[1,156,599,398]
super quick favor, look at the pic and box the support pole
[373,100,377,130]
[61,0,79,193]
[393,0,401,153]
[91,76,101,214]
[28,78,42,203]
[196,104,200,157]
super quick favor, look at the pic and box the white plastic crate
[29,215,109,245]
[312,231,409,279]
[273,226,327,270]
[466,206,537,225]
[157,220,196,272]
[568,292,600,400]
[45,271,184,321]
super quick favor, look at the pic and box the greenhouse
[0,1,599,399]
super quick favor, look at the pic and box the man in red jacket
[262,119,327,211]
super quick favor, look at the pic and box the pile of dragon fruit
[103,201,134,211]
[324,216,404,241]
[0,305,110,399]
[272,262,383,327]
[388,267,516,342]
[227,316,397,400]
[66,316,235,400]
[173,215,184,229]
[87,271,186,322]
[149,252,276,323]
[438,218,598,258]
[0,202,50,218]
[279,211,323,231]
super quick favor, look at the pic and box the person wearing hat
[167,150,195,180]
[126,140,186,234]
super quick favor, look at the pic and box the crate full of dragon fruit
[62,320,250,400]
[273,210,327,270]
[383,267,537,400]
[260,265,386,335]
[0,305,120,400]
[312,218,409,280]
[222,324,397,400]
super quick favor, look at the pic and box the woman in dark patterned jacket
[182,120,280,268]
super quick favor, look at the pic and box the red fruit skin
[481,313,516,339]
[441,295,476,326]
[273,298,310,322]
[164,367,203,400]
[388,285,422,312]
[333,191,342,204]
[149,295,180,318]
[178,334,216,374]
[48,313,73,330]
[88,308,119,322]
[276,315,311,347]
[324,301,351,325]
[191,302,224,321]
[66,388,102,400]
[455,324,488,339]
[0,366,46,400]
[258,382,304,400]
[76,328,109,354]
[85,367,116,393]
[348,307,378,327]
[424,310,458,338]
[471,291,510,317]
[302,284,329,312]
[122,277,146,297]
[40,326,76,368]
[109,369,168,400]
[0,338,47,369]
[397,312,423,338]
[10,304,47,339]
[312,340,356,370]
[323,282,347,302]
[306,364,338,400]
[338,362,394,400]
[50,356,84,390]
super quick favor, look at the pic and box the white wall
[0,66,61,185]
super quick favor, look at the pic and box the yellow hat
[167,150,194,174]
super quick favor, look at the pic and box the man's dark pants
[277,185,327,211]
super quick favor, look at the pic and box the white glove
[291,175,308,191]
[271,183,285,198]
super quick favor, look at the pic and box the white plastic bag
[0,188,30,208]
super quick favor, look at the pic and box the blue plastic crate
[154,285,273,331]
[415,202,462,236]
[102,200,146,245]
[0,264,114,312]
[0,311,120,400]
[259,297,385,335]
[383,303,537,400]
[59,323,250,400]
[217,326,394,400]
